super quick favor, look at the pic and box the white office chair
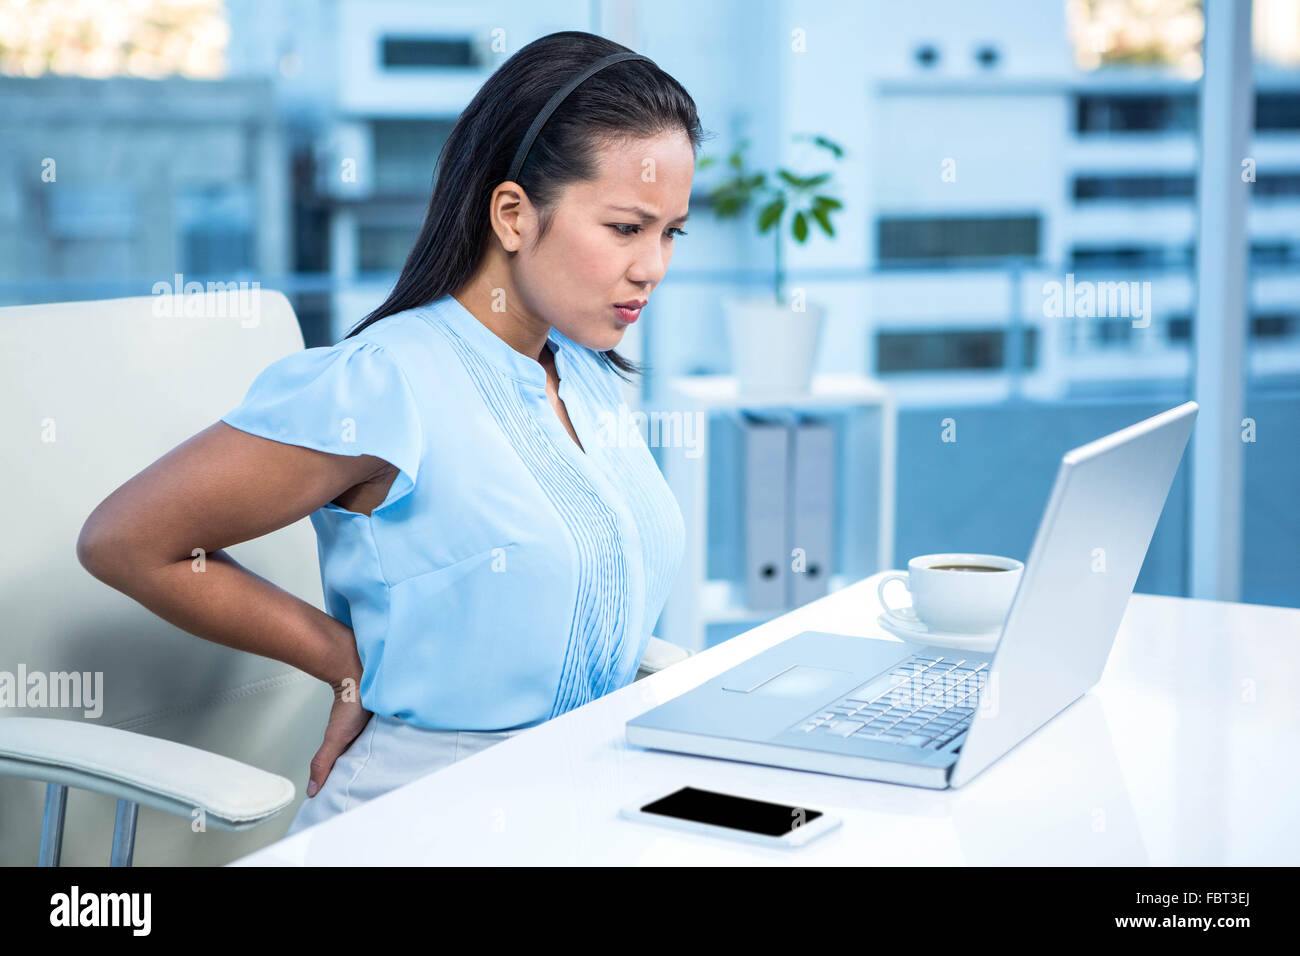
[0,290,691,866]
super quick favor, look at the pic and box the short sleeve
[220,339,423,509]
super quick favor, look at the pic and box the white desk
[231,573,1300,865]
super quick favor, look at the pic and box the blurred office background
[1,0,1296,649]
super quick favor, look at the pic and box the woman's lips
[613,304,641,323]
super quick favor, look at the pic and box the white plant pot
[724,298,825,396]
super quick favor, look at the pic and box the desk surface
[231,574,1300,865]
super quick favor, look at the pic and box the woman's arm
[76,420,399,792]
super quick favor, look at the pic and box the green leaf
[813,136,845,159]
[792,210,808,242]
[757,196,786,233]
[802,172,831,188]
[728,151,744,171]
[697,156,716,170]
[812,195,843,211]
[712,190,747,217]
[777,169,805,189]
[811,206,834,236]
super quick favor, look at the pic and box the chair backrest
[0,290,332,864]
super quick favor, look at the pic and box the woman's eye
[610,224,687,240]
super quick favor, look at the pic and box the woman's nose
[628,244,666,285]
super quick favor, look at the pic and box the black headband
[506,51,654,185]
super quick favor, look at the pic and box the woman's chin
[570,325,626,352]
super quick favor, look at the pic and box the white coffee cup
[877,553,1024,634]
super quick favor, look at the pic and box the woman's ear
[489,182,532,253]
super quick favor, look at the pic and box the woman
[76,31,701,837]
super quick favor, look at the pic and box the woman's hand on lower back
[307,676,372,797]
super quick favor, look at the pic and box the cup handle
[877,572,911,617]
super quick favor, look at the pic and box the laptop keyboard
[790,654,988,749]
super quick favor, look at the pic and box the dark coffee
[928,564,1006,572]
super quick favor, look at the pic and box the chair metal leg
[110,799,139,867]
[38,783,68,866]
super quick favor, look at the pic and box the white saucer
[876,608,1001,653]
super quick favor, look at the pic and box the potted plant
[698,134,845,395]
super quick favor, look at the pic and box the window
[1250,240,1296,265]
[1251,313,1297,339]
[1073,174,1196,201]
[1255,92,1300,131]
[1075,93,1196,133]
[1166,315,1193,343]
[175,184,255,275]
[1076,92,1300,135]
[1070,243,1190,268]
[46,185,137,239]
[1254,171,1300,197]
[1173,311,1300,342]
[1091,317,1134,346]
[372,119,456,195]
[877,215,1040,264]
[44,186,137,279]
[359,221,419,272]
[381,36,476,68]
[1245,40,1300,610]
[875,328,1037,373]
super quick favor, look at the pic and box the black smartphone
[620,785,841,847]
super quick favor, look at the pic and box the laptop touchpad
[723,664,852,697]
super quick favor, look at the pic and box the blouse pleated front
[220,293,684,731]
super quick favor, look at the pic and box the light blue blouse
[220,294,684,731]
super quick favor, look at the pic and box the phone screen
[639,786,822,837]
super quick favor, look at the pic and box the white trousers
[285,713,525,837]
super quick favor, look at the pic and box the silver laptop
[627,401,1198,789]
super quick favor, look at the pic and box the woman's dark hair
[342,31,706,382]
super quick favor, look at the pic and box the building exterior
[0,75,287,305]
[868,67,1300,405]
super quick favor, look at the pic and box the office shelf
[659,374,896,653]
